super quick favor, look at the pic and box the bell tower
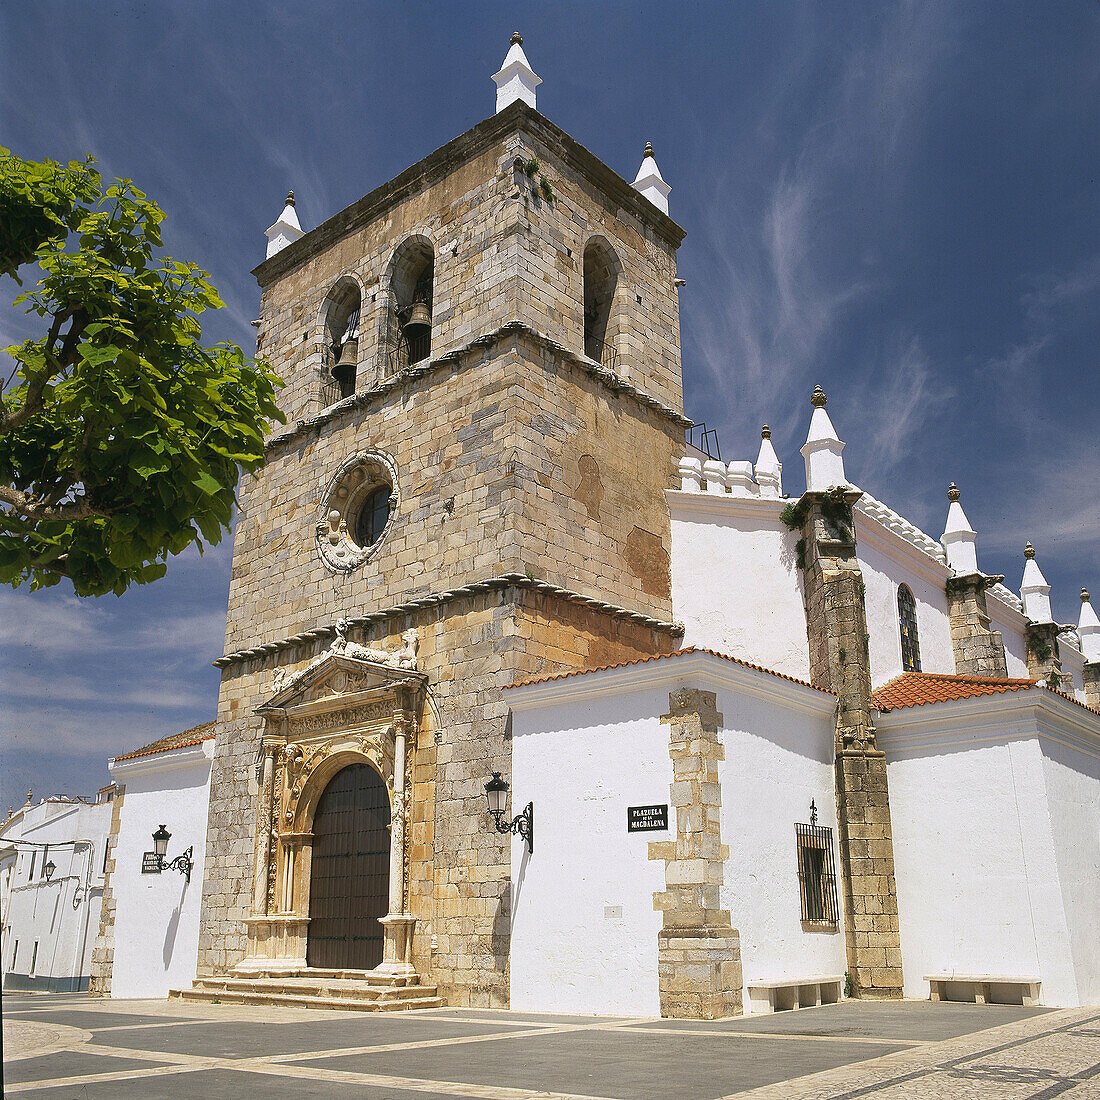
[198,40,688,1006]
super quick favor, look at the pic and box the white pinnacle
[800,386,847,492]
[755,425,783,498]
[941,483,978,575]
[1020,543,1053,623]
[265,191,304,259]
[1078,589,1100,662]
[493,32,541,112]
[632,141,671,215]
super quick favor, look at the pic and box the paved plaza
[3,993,1099,1098]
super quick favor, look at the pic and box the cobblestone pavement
[3,994,1098,1098]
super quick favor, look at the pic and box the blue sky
[2,2,1098,812]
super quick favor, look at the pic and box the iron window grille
[898,583,921,672]
[796,821,839,924]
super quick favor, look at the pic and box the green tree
[0,148,284,596]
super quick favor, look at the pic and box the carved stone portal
[235,651,426,979]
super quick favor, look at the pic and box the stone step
[171,986,442,1012]
[191,977,432,1001]
[228,967,420,987]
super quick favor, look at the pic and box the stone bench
[747,975,844,1014]
[925,974,1041,1006]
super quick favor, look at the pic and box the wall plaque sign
[628,804,668,832]
[141,852,161,874]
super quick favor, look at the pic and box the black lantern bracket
[484,772,533,853]
[146,826,193,882]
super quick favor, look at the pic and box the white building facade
[1,790,115,992]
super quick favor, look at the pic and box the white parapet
[726,460,758,497]
[678,455,704,492]
[703,459,728,494]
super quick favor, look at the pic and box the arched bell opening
[582,236,622,370]
[322,277,363,400]
[305,761,391,971]
[386,236,435,374]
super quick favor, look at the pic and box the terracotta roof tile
[873,672,1035,711]
[113,721,216,762]
[508,647,834,694]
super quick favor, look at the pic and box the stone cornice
[214,573,684,669]
[253,100,685,288]
[263,320,690,459]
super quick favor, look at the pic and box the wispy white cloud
[684,1,955,448]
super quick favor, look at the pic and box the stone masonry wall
[649,689,742,1020]
[797,490,903,999]
[946,574,1009,677]
[1084,662,1100,711]
[1025,621,1064,686]
[88,786,125,996]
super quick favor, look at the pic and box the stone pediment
[257,653,425,717]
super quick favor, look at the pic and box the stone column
[795,488,903,999]
[250,742,278,917]
[649,689,742,1019]
[1026,621,1064,687]
[375,710,417,981]
[946,574,1009,677]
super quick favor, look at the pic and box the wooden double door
[306,763,390,970]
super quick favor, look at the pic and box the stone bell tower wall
[200,104,689,1002]
[253,101,685,427]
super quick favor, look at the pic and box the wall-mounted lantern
[142,825,193,882]
[484,772,533,853]
[43,860,55,881]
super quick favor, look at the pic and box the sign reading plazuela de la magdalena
[628,804,668,832]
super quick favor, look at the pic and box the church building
[90,37,1096,1016]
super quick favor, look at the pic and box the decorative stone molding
[315,450,399,573]
[236,652,426,975]
[649,689,742,1020]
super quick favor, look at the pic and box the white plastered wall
[668,492,810,680]
[508,682,671,1016]
[507,654,843,1016]
[1039,735,1100,1004]
[108,741,213,999]
[713,685,847,1005]
[879,696,1098,1006]
[855,515,955,685]
[987,593,1030,679]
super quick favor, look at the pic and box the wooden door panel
[307,763,390,970]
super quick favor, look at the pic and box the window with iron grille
[898,583,921,672]
[796,821,839,924]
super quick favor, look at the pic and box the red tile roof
[873,673,1036,711]
[508,647,834,694]
[113,721,216,762]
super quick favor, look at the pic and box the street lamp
[43,860,55,881]
[483,772,533,853]
[144,825,193,882]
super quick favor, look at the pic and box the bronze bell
[403,299,431,337]
[332,337,358,390]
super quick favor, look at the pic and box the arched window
[582,237,620,368]
[323,279,362,401]
[898,584,921,672]
[388,236,434,373]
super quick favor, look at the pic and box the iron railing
[685,421,722,461]
[585,336,619,373]
[796,821,839,924]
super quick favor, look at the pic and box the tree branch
[0,483,111,522]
